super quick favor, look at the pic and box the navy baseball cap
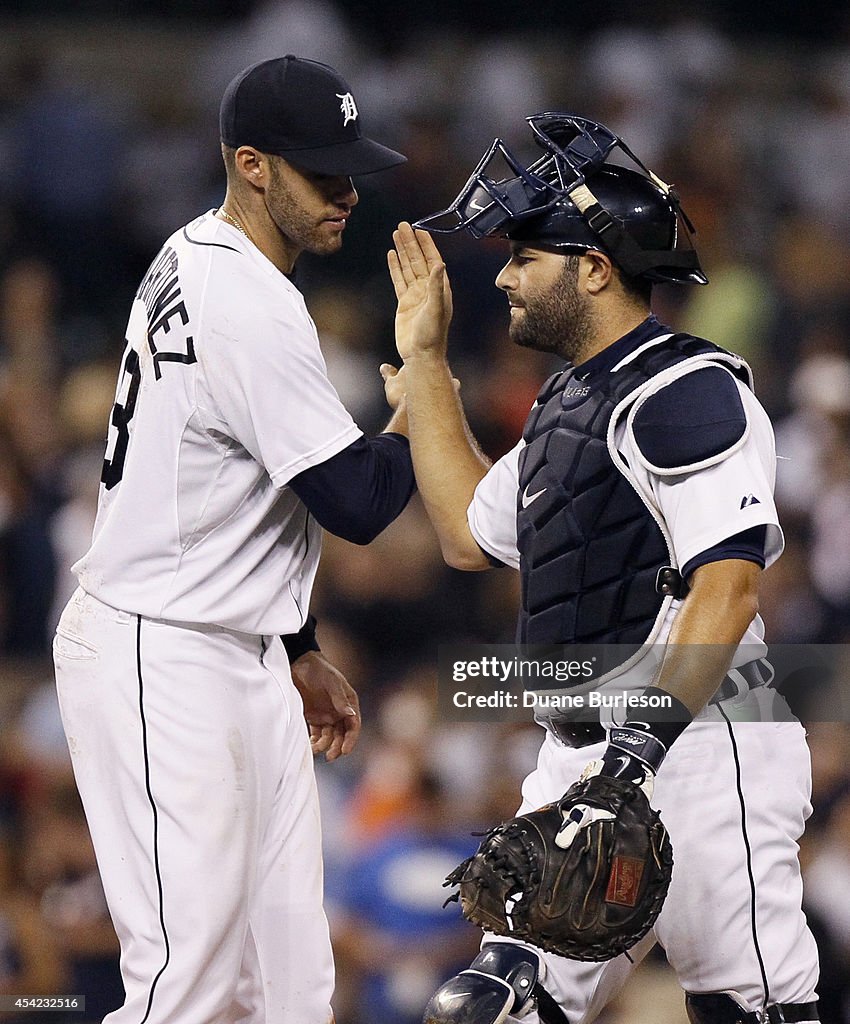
[219,55,406,176]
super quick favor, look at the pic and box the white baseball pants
[501,704,820,1022]
[53,588,334,1024]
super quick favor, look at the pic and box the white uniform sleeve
[631,386,784,570]
[197,281,362,488]
[467,441,523,570]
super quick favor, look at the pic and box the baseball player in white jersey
[53,56,414,1024]
[381,115,820,1024]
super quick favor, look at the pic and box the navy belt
[709,657,773,704]
[546,659,773,749]
[686,994,818,1024]
[548,720,607,747]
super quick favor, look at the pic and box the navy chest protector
[516,332,752,673]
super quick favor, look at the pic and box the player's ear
[581,251,614,295]
[233,146,266,189]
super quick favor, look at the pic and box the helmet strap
[566,182,703,281]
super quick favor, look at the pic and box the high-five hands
[387,222,453,362]
[379,362,461,412]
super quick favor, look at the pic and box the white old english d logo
[336,92,358,126]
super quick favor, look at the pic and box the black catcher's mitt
[445,773,673,962]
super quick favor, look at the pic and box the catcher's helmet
[415,113,707,285]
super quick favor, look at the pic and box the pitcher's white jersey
[74,212,362,634]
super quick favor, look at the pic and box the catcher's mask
[414,112,707,286]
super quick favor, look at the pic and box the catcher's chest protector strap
[516,332,751,652]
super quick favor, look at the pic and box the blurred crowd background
[1,1,850,1021]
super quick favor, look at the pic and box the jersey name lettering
[101,246,197,489]
[138,245,197,380]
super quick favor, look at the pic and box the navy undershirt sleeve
[681,525,767,581]
[289,433,415,545]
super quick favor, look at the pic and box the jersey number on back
[101,345,141,490]
[100,244,197,490]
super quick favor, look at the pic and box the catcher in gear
[383,114,820,1024]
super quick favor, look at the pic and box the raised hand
[387,222,453,361]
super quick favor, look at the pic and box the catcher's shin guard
[686,994,820,1024]
[423,943,547,1024]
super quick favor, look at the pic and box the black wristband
[602,688,694,780]
[606,727,668,775]
[281,614,320,664]
[635,686,693,751]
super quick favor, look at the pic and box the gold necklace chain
[217,208,252,242]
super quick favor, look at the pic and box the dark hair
[221,143,237,176]
[618,269,653,306]
[564,252,652,307]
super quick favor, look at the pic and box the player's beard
[509,256,593,364]
[265,159,344,257]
